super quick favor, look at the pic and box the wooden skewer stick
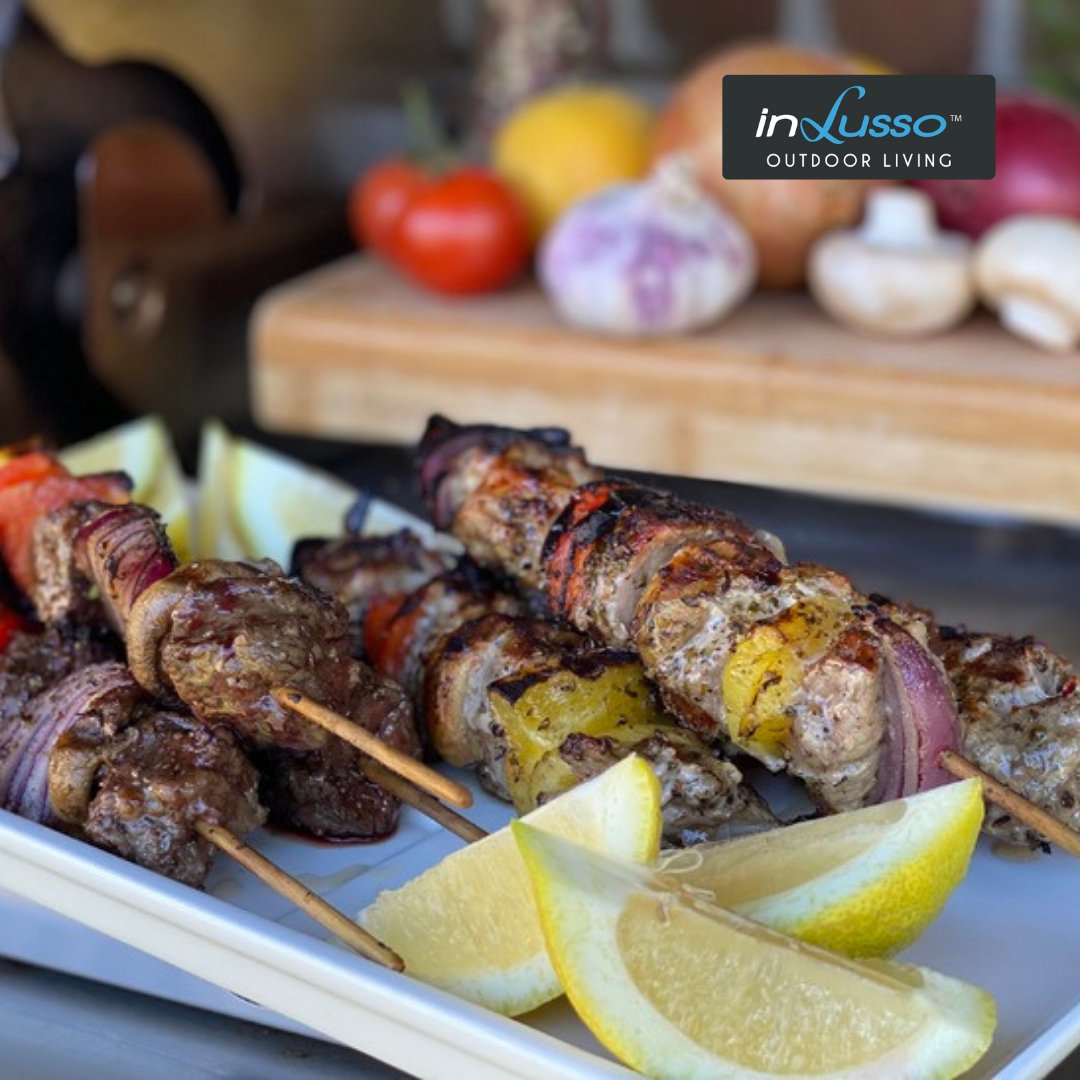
[195,820,404,970]
[940,749,1080,860]
[273,687,474,810]
[361,757,488,844]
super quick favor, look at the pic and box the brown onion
[652,42,894,288]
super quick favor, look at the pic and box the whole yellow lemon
[493,85,653,239]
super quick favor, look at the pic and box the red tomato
[388,168,530,295]
[349,158,427,257]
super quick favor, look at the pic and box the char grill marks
[544,480,784,646]
[418,415,602,595]
[423,613,585,799]
[321,523,777,842]
[4,471,423,850]
[293,529,453,658]
[0,652,264,886]
[367,562,528,704]
[933,627,1080,847]
[418,417,960,816]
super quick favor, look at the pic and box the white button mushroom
[807,188,976,337]
[974,215,1080,352]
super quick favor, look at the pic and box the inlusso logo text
[723,75,994,179]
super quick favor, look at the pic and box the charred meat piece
[257,661,421,840]
[552,729,775,846]
[450,440,602,592]
[544,480,783,646]
[142,560,356,752]
[418,415,590,533]
[292,528,452,657]
[366,561,527,703]
[630,537,790,735]
[30,501,104,625]
[3,661,265,886]
[933,627,1080,847]
[0,623,120,730]
[785,617,888,812]
[423,613,587,798]
[44,662,148,826]
[84,707,265,887]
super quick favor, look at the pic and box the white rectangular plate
[0,497,1078,1078]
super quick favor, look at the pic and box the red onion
[75,504,178,634]
[914,93,1080,238]
[875,621,960,802]
[0,663,141,825]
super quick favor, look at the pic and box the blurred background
[0,0,1077,523]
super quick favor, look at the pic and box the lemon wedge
[59,415,193,561]
[357,755,661,1016]
[196,419,359,564]
[660,777,983,958]
[514,824,995,1078]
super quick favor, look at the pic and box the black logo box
[721,74,995,180]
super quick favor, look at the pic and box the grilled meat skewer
[3,454,423,843]
[0,624,265,885]
[418,417,959,816]
[297,531,775,843]
[418,417,1080,849]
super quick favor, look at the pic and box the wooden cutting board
[252,255,1080,525]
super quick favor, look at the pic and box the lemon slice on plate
[357,755,661,1016]
[196,419,359,564]
[660,777,984,958]
[514,823,996,1079]
[60,415,193,561]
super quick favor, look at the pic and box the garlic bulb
[538,156,756,336]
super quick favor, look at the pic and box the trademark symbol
[950,113,962,122]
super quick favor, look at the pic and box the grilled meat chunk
[145,560,357,752]
[257,660,420,840]
[545,480,782,645]
[44,662,148,826]
[933,627,1080,847]
[292,528,452,657]
[552,729,775,845]
[30,501,103,625]
[450,440,602,592]
[423,613,586,797]
[84,706,265,886]
[786,620,887,812]
[0,624,120,729]
[6,661,265,885]
[367,562,526,702]
[418,416,594,536]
